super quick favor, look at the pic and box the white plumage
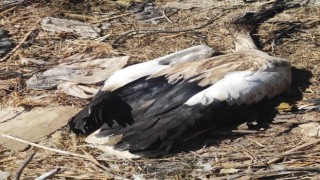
[186,51,291,106]
[101,45,214,92]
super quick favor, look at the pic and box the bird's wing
[68,46,214,134]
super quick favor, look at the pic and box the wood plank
[0,106,81,151]
[0,107,24,123]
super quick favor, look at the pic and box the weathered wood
[0,106,81,151]
[41,17,101,39]
[26,55,129,91]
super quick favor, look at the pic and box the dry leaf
[277,102,293,112]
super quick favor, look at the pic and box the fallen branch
[0,27,38,62]
[267,138,320,164]
[15,153,36,180]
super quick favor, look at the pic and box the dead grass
[0,0,320,179]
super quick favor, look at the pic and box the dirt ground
[0,0,319,179]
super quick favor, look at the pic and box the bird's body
[69,47,291,158]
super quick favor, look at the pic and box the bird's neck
[234,32,258,51]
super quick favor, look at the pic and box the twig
[0,6,16,17]
[81,149,108,171]
[95,34,110,42]
[1,134,109,172]
[1,134,88,159]
[35,168,61,180]
[0,27,38,62]
[267,138,320,164]
[163,7,173,23]
[247,138,265,147]
[62,12,98,22]
[231,129,261,134]
[0,0,24,15]
[218,163,266,170]
[15,153,36,180]
[97,13,131,23]
[111,14,224,48]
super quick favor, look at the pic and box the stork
[68,2,293,158]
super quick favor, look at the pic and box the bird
[84,48,291,158]
[68,45,214,135]
[68,4,293,159]
[68,33,291,158]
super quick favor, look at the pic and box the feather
[101,45,214,92]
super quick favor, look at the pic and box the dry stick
[0,6,16,17]
[0,27,38,62]
[232,129,261,134]
[35,168,61,180]
[15,152,36,180]
[163,7,173,23]
[1,134,88,159]
[62,12,98,22]
[267,138,320,164]
[97,13,131,23]
[111,14,224,48]
[1,134,108,171]
[0,0,24,14]
[81,149,108,171]
[248,138,265,147]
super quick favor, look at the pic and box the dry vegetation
[0,0,319,179]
